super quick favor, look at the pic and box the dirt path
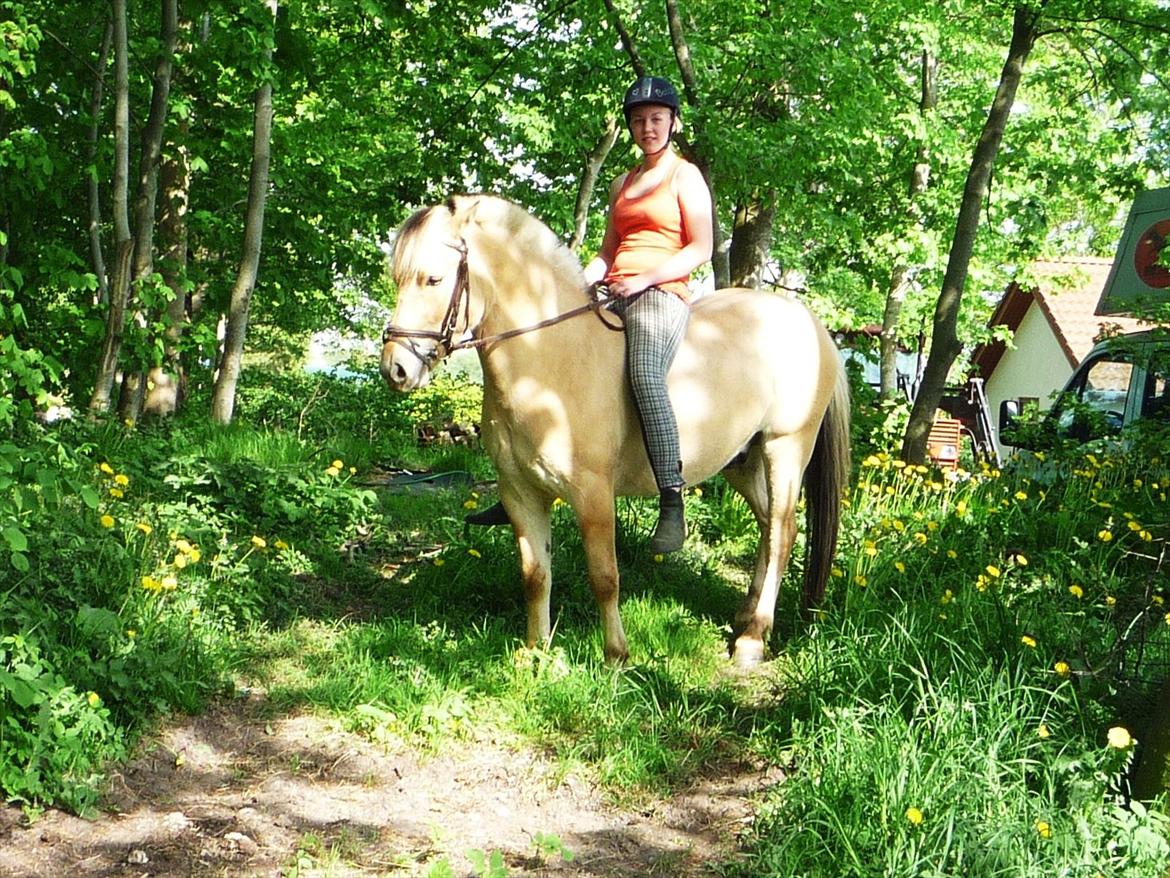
[0,690,779,877]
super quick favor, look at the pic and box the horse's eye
[425,276,443,287]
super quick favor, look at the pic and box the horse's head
[380,200,481,391]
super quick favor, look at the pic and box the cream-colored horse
[381,194,850,666]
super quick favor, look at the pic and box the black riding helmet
[622,76,680,122]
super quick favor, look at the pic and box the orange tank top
[606,159,692,300]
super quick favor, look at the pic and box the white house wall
[985,303,1075,453]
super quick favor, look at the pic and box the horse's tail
[802,367,851,610]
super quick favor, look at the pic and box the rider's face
[628,105,675,154]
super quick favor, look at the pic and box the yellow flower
[892,520,905,532]
[331,459,344,469]
[251,535,267,549]
[136,522,153,535]
[855,574,868,587]
[894,561,906,574]
[986,564,1001,578]
[463,499,479,510]
[1128,520,1143,532]
[1054,661,1070,677]
[946,549,957,559]
[831,566,844,578]
[99,462,114,475]
[468,548,482,559]
[863,454,881,467]
[275,539,289,550]
[1153,595,1165,607]
[1098,529,1113,543]
[100,514,115,529]
[1021,635,1037,649]
[955,500,968,516]
[653,553,665,563]
[1107,726,1133,749]
[188,548,201,563]
[905,807,924,826]
[141,575,161,591]
[87,691,101,708]
[126,629,137,639]
[1140,529,1153,541]
[1105,595,1117,607]
[114,473,130,486]
[940,589,954,605]
[1068,584,1084,599]
[1015,490,1028,501]
[1014,554,1028,566]
[1037,723,1051,739]
[349,466,357,475]
[433,558,445,566]
[325,465,341,477]
[1035,819,1051,839]
[161,575,178,591]
[864,540,877,557]
[109,487,124,499]
[913,532,927,545]
[1164,612,1170,627]
[691,486,703,498]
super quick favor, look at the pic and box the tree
[210,0,276,424]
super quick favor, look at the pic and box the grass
[1,371,1168,874]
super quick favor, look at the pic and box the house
[970,258,1147,454]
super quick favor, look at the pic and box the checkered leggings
[610,289,690,490]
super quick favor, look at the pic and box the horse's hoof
[730,637,766,668]
[604,646,630,666]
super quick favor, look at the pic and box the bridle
[381,239,625,366]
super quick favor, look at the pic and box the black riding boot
[649,487,686,554]
[464,500,511,527]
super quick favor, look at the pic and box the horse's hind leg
[727,435,808,667]
[722,450,770,653]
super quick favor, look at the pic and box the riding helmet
[622,76,680,121]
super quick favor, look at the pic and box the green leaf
[79,486,99,509]
[3,526,27,552]
[9,551,29,572]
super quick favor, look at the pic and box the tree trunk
[569,117,618,252]
[902,6,1038,463]
[88,0,132,416]
[118,0,178,424]
[880,48,936,400]
[729,194,775,288]
[87,20,113,306]
[210,0,277,425]
[144,131,190,417]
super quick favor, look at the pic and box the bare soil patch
[0,690,779,877]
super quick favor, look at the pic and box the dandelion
[325,464,341,477]
[831,566,844,578]
[1021,635,1037,649]
[913,532,928,545]
[332,459,344,469]
[433,558,445,567]
[1105,595,1117,607]
[468,548,482,559]
[1015,490,1028,501]
[864,540,877,557]
[1098,529,1113,543]
[100,514,115,529]
[986,564,1001,579]
[141,575,161,591]
[1128,520,1143,532]
[251,535,267,549]
[863,454,881,467]
[99,462,114,475]
[114,473,129,486]
[892,520,906,532]
[161,575,178,591]
[275,539,289,550]
[1037,723,1051,739]
[1153,595,1165,607]
[940,589,954,605]
[136,522,153,535]
[855,574,868,587]
[87,692,101,708]
[172,553,189,569]
[1140,529,1153,541]
[976,574,989,592]
[349,466,357,475]
[905,807,924,826]
[691,486,703,498]
[109,487,124,499]
[926,521,939,532]
[1054,661,1070,677]
[653,553,664,563]
[1035,819,1052,839]
[946,549,957,559]
[955,500,968,516]
[463,499,479,510]
[1107,727,1133,749]
[126,629,137,639]
[1068,584,1084,599]
[894,561,906,574]
[1014,554,1028,566]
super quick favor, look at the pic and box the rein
[381,239,625,362]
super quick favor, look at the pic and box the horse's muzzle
[380,340,434,391]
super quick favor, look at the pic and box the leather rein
[381,239,624,365]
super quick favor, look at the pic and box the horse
[380,194,850,666]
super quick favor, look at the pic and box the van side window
[1056,356,1132,439]
[1141,354,1170,420]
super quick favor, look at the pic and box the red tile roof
[972,258,1148,378]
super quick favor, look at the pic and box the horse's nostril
[392,362,408,385]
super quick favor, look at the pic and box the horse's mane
[393,194,585,293]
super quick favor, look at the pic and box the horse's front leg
[572,486,628,664]
[506,493,554,649]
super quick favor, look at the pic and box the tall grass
[2,371,1167,876]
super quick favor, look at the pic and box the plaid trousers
[610,289,690,491]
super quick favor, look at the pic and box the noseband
[382,238,624,365]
